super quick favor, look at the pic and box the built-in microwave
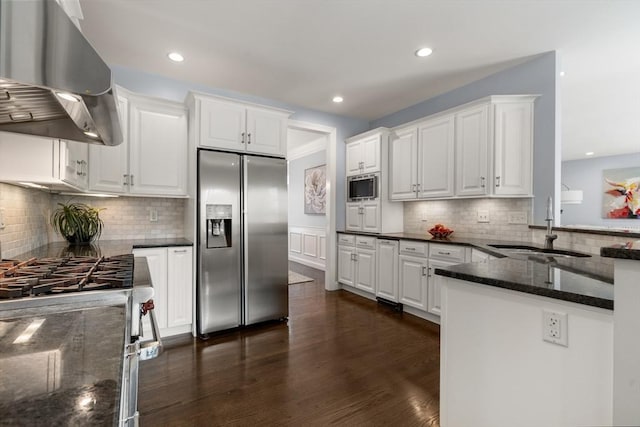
[347,173,379,201]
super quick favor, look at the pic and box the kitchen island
[432,240,639,427]
[0,239,187,425]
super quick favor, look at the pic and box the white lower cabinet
[426,259,457,316]
[337,234,376,295]
[133,246,193,338]
[345,201,380,233]
[376,239,399,302]
[399,254,428,310]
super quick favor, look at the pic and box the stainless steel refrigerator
[197,150,288,336]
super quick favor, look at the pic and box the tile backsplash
[404,198,533,241]
[0,182,186,258]
[0,183,50,258]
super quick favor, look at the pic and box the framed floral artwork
[602,167,640,219]
[304,164,326,215]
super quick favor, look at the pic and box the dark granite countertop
[529,224,640,239]
[338,230,614,310]
[0,305,127,425]
[600,240,640,261]
[13,238,193,260]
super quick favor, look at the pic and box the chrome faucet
[544,196,558,249]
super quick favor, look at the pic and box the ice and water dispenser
[206,204,232,248]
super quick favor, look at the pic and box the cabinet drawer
[399,240,428,257]
[355,236,376,249]
[338,234,355,246]
[429,243,466,262]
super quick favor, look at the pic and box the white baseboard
[289,254,325,271]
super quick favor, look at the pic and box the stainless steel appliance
[0,255,161,426]
[197,150,288,335]
[347,173,379,201]
[0,0,122,146]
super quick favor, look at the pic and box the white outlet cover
[508,211,528,224]
[149,209,158,222]
[542,310,568,347]
[0,208,5,230]
[477,209,490,223]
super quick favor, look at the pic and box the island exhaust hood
[0,0,122,146]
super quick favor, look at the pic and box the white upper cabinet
[89,95,129,193]
[189,93,291,157]
[389,115,454,200]
[455,104,489,196]
[345,131,382,176]
[389,94,537,201]
[89,88,188,197]
[417,115,455,198]
[128,95,188,196]
[0,133,88,191]
[493,99,534,196]
[389,127,418,200]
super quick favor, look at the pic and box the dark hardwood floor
[139,262,440,426]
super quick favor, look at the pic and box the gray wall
[112,66,369,230]
[288,150,327,228]
[561,153,640,227]
[369,52,558,224]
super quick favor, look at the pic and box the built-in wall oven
[347,173,379,202]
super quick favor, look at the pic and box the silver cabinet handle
[417,183,421,192]
[130,174,134,186]
[422,266,427,276]
[123,174,129,186]
[406,247,415,251]
[438,251,451,256]
[241,132,245,144]
[247,133,251,144]
[480,176,486,188]
[82,160,88,177]
[495,176,501,187]
[172,249,188,253]
[76,160,83,176]
[412,184,417,192]
[427,267,433,277]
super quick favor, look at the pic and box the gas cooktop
[0,254,134,300]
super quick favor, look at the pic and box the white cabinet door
[59,140,88,189]
[493,101,533,196]
[89,95,129,193]
[129,97,188,196]
[417,115,455,198]
[361,201,380,233]
[426,258,457,316]
[337,245,355,286]
[355,248,376,294]
[360,135,381,174]
[399,255,428,310]
[456,105,489,196]
[167,246,193,328]
[345,134,381,176]
[390,127,418,200]
[133,248,169,330]
[376,240,399,302]
[345,202,362,231]
[246,107,287,156]
[198,97,246,151]
[345,141,363,176]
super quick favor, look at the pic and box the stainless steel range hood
[0,0,122,146]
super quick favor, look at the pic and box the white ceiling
[78,0,640,161]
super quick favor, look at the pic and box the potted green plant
[51,202,105,245]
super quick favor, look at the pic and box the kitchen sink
[488,244,591,258]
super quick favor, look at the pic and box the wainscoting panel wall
[289,226,326,270]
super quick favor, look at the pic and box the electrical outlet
[542,310,568,346]
[508,211,528,224]
[477,209,490,223]
[149,209,158,222]
[0,208,5,230]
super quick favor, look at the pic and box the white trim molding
[289,226,326,270]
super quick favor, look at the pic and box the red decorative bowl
[428,228,454,239]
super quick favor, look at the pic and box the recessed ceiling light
[56,92,79,102]
[415,47,433,57]
[83,130,99,138]
[585,151,594,156]
[167,52,184,62]
[332,96,343,103]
